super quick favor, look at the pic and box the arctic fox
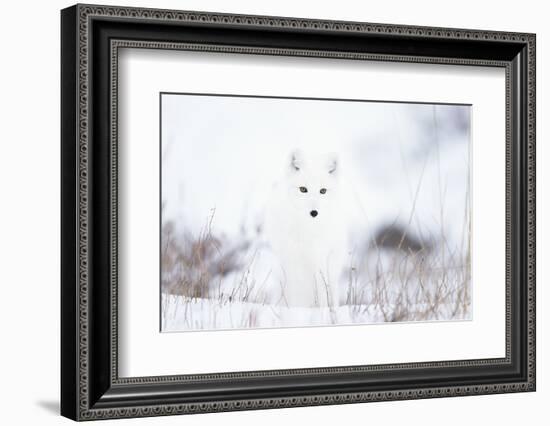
[264,149,348,309]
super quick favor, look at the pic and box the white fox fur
[263,149,348,308]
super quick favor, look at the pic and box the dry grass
[346,240,470,322]
[161,208,471,329]
[161,209,275,308]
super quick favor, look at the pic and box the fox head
[285,149,339,219]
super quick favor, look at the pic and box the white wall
[0,0,546,424]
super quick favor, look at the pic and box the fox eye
[299,186,308,193]
[320,188,327,194]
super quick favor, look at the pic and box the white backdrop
[0,0,547,425]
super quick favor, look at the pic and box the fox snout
[310,210,318,218]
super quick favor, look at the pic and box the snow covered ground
[161,293,471,332]
[161,242,471,331]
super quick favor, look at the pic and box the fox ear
[290,149,304,172]
[327,152,338,175]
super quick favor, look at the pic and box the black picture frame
[61,4,536,421]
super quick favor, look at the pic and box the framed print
[60,4,536,421]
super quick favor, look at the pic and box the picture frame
[61,3,536,421]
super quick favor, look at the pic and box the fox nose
[310,210,318,218]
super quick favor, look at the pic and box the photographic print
[160,93,472,332]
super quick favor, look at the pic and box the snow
[161,294,470,332]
